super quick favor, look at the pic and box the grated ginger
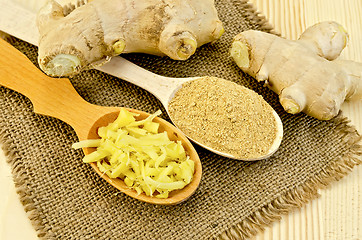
[72,108,194,198]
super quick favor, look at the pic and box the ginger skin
[37,0,224,77]
[230,21,362,120]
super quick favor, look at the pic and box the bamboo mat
[248,0,362,239]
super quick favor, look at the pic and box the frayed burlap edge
[0,128,49,238]
[235,0,278,35]
[0,32,49,238]
[216,114,362,240]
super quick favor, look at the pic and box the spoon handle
[0,38,104,138]
[97,57,192,107]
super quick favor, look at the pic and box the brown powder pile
[168,76,277,159]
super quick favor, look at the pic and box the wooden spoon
[0,38,201,205]
[98,57,284,161]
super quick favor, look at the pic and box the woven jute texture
[1,0,361,239]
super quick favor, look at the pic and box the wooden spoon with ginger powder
[99,59,283,161]
[168,77,283,160]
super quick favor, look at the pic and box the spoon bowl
[0,38,201,205]
[85,109,202,204]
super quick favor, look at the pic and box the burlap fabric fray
[1,0,361,239]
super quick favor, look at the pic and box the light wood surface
[0,0,361,239]
[248,0,362,239]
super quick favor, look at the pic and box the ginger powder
[168,76,277,159]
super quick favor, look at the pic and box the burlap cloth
[1,0,361,239]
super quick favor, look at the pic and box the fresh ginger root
[36,0,224,77]
[230,21,362,120]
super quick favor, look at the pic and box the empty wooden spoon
[0,38,201,205]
